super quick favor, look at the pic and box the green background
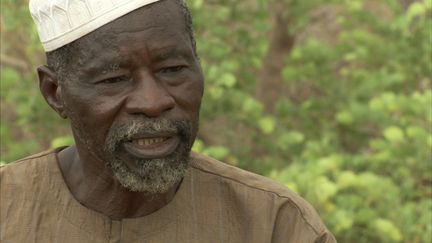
[1,0,431,242]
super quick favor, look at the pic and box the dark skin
[37,0,204,219]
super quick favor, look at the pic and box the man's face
[58,0,204,193]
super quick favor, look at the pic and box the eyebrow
[150,46,194,63]
[100,62,121,74]
[79,59,120,76]
[80,45,194,76]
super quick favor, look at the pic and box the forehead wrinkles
[79,31,119,61]
[66,31,120,78]
[65,1,188,76]
[77,25,190,75]
[108,0,183,31]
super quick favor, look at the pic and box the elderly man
[0,0,336,242]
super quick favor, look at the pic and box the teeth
[133,138,166,146]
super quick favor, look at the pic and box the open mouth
[123,135,180,159]
[131,137,169,146]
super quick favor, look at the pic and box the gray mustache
[105,119,191,152]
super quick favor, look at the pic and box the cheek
[170,80,204,115]
[63,87,126,144]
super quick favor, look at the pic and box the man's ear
[37,65,68,119]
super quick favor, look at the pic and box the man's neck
[57,145,179,220]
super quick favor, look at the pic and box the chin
[107,147,191,193]
[101,118,194,193]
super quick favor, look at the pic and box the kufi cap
[29,0,162,52]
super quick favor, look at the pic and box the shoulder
[0,149,60,187]
[190,152,298,198]
[189,152,332,239]
[1,148,68,211]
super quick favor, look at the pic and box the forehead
[74,0,189,65]
[102,0,184,39]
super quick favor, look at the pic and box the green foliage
[273,90,432,242]
[1,0,431,242]
[0,0,70,162]
[189,0,431,241]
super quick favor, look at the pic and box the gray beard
[106,152,189,193]
[103,119,192,193]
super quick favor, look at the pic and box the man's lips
[132,137,168,145]
[122,135,180,159]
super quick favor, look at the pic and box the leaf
[287,131,305,144]
[372,218,403,242]
[258,116,276,134]
[406,2,427,21]
[203,146,229,160]
[191,0,203,9]
[426,0,432,9]
[332,210,354,233]
[242,97,263,118]
[219,73,237,88]
[315,176,338,202]
[208,86,223,99]
[192,139,204,153]
[50,136,74,148]
[336,111,354,125]
[337,171,359,189]
[383,126,405,144]
[406,126,427,140]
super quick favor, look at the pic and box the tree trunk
[256,2,295,114]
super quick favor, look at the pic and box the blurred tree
[1,0,71,162]
[1,0,431,242]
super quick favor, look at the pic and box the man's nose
[125,71,175,117]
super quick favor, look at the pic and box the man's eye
[98,76,130,84]
[159,65,186,74]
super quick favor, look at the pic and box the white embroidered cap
[29,0,162,52]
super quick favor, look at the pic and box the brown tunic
[1,148,336,243]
